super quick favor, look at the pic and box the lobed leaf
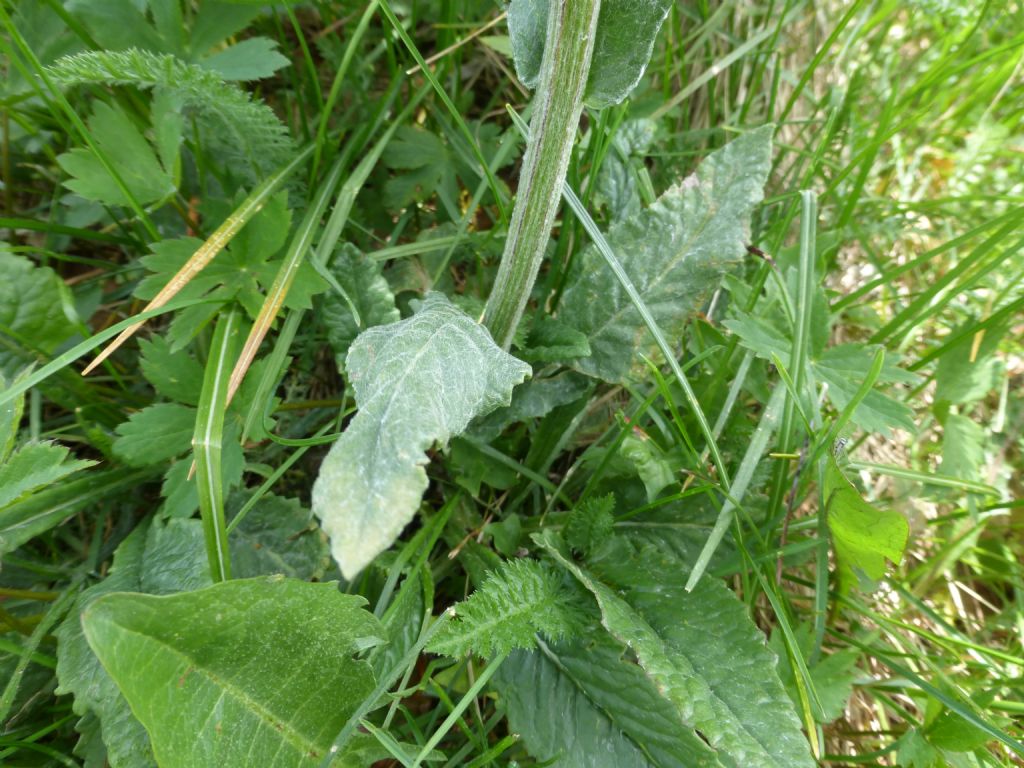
[429,559,588,658]
[311,293,530,578]
[823,455,909,594]
[0,442,94,509]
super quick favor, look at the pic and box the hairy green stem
[482,0,601,349]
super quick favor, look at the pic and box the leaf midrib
[96,620,339,763]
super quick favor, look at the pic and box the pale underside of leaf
[558,126,773,383]
[312,293,530,578]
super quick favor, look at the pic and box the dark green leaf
[322,244,400,372]
[494,633,723,767]
[540,531,816,768]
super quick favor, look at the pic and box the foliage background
[1,0,1022,765]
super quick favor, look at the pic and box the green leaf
[200,37,290,81]
[823,455,909,595]
[469,371,591,441]
[159,436,245,519]
[140,518,215,594]
[934,319,1008,405]
[564,494,615,557]
[0,466,154,559]
[382,126,452,210]
[508,0,673,108]
[0,371,25,463]
[311,293,530,578]
[815,358,916,435]
[0,442,94,509]
[55,524,157,768]
[494,633,723,767]
[226,491,330,580]
[620,433,675,502]
[139,336,204,405]
[559,127,772,383]
[82,577,383,768]
[539,531,816,768]
[938,412,985,487]
[429,559,587,658]
[897,729,941,768]
[49,49,295,178]
[322,244,400,372]
[112,403,196,467]
[770,627,859,724]
[57,100,174,206]
[518,318,592,363]
[0,254,78,377]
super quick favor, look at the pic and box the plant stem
[482,0,601,349]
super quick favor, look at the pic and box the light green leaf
[620,433,675,502]
[539,531,816,768]
[139,336,204,405]
[823,455,909,594]
[57,100,174,206]
[815,361,915,435]
[112,403,196,467]
[509,0,673,108]
[0,254,78,377]
[0,442,94,509]
[200,37,290,81]
[494,633,723,767]
[311,293,530,578]
[429,559,586,658]
[937,413,985,487]
[559,127,772,383]
[322,244,400,372]
[82,577,383,768]
[934,320,1007,405]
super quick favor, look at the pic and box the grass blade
[192,309,242,582]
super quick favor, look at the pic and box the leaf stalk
[482,0,601,349]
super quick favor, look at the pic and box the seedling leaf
[823,455,909,595]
